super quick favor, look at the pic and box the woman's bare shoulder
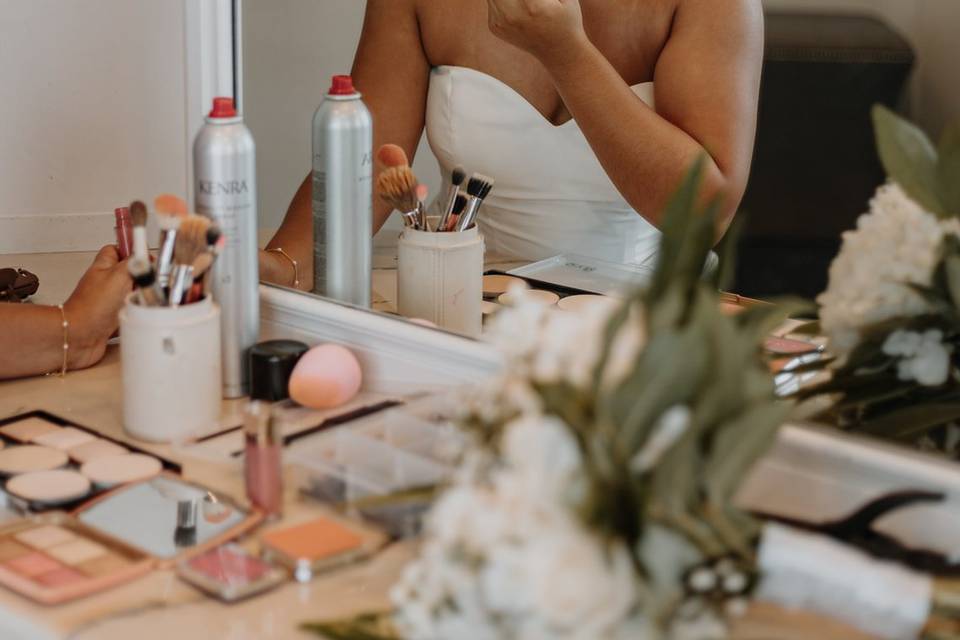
[674,0,763,31]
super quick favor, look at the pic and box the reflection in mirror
[76,476,251,560]
[242,1,926,333]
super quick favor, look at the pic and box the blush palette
[176,544,286,602]
[0,514,151,604]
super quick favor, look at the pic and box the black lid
[249,340,310,402]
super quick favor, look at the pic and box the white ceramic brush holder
[397,226,484,338]
[119,295,222,443]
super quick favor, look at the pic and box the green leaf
[704,401,791,506]
[872,104,945,216]
[937,122,960,217]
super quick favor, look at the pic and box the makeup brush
[456,174,495,232]
[442,194,468,232]
[376,144,409,168]
[127,256,165,307]
[437,166,466,234]
[169,215,210,306]
[129,200,150,264]
[377,165,423,230]
[155,194,190,287]
[185,226,225,303]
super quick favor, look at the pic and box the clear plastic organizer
[286,411,466,505]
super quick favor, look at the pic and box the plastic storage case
[287,408,466,537]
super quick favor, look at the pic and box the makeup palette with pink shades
[0,514,152,604]
[0,411,173,512]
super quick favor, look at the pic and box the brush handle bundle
[126,199,223,309]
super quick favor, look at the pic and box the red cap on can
[328,75,356,96]
[209,97,238,118]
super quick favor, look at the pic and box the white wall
[242,0,440,236]
[0,0,191,253]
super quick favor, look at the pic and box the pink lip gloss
[114,207,133,260]
[244,402,283,518]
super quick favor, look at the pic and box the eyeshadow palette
[0,513,152,604]
[176,544,286,602]
[260,516,370,582]
[0,411,177,512]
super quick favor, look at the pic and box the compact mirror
[75,476,258,561]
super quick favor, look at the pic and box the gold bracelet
[46,304,69,378]
[267,248,300,288]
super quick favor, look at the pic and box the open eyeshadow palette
[176,544,286,602]
[0,513,152,604]
[0,411,177,513]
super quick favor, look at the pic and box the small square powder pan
[260,516,376,582]
[176,544,286,602]
[0,512,152,605]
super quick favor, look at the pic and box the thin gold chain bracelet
[267,248,300,289]
[46,303,69,378]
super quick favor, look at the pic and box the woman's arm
[263,0,431,289]
[0,246,131,380]
[486,0,763,235]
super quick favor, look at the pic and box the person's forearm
[543,37,734,230]
[264,174,314,290]
[0,305,70,380]
[262,171,399,291]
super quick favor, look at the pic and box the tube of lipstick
[114,207,133,260]
[244,402,283,518]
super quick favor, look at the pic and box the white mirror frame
[185,0,240,206]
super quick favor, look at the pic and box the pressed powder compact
[0,514,152,604]
[81,454,163,489]
[260,516,369,583]
[482,274,527,299]
[6,470,91,506]
[498,289,561,307]
[0,411,174,512]
[176,544,286,601]
[0,446,69,476]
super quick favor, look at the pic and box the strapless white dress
[425,65,662,266]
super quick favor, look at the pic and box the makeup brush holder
[397,226,484,338]
[119,295,222,443]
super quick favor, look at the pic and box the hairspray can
[194,97,260,399]
[312,75,373,307]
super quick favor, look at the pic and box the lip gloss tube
[244,401,283,518]
[114,207,133,260]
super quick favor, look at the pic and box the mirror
[239,1,922,316]
[76,476,254,560]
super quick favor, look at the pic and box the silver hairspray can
[312,75,373,307]
[194,97,260,399]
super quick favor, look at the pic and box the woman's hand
[64,245,132,369]
[486,0,586,66]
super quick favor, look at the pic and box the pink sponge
[288,344,363,409]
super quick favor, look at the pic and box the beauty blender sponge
[288,344,363,409]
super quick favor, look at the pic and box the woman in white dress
[261,0,763,287]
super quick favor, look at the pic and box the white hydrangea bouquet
[305,161,796,640]
[796,106,960,449]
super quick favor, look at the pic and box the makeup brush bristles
[377,166,420,214]
[130,201,148,228]
[169,215,210,305]
[467,174,495,199]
